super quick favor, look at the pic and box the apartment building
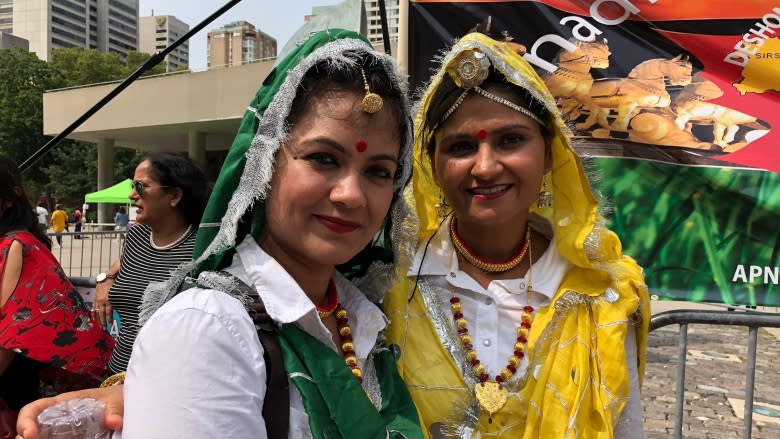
[364,0,398,45]
[1,0,138,61]
[207,20,276,69]
[139,14,189,71]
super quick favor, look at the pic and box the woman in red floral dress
[0,155,114,436]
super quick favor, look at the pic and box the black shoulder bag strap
[228,274,290,439]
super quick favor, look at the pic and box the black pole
[377,0,392,55]
[19,0,244,172]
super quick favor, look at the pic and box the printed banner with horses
[409,0,780,306]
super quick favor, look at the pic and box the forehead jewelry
[441,87,544,127]
[355,140,368,153]
[477,129,488,140]
[359,67,383,114]
[438,48,544,127]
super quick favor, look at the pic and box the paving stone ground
[642,322,780,438]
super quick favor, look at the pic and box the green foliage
[0,48,64,195]
[50,47,124,87]
[41,143,144,206]
[123,51,166,77]
[1,47,166,204]
[172,64,191,73]
[595,158,780,306]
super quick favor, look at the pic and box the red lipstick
[316,215,360,233]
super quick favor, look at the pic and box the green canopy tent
[84,179,133,203]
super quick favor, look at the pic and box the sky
[137,0,343,70]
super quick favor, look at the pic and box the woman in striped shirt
[91,152,209,374]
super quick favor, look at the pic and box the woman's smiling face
[261,88,401,272]
[432,85,549,229]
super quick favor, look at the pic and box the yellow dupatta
[384,33,650,438]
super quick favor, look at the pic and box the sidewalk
[643,300,780,438]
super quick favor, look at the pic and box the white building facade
[2,0,138,61]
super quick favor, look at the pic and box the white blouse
[118,236,388,439]
[408,218,644,438]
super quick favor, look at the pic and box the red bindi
[356,140,368,152]
[477,129,488,140]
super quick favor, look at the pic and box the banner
[410,0,780,305]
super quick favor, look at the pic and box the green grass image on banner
[594,158,780,306]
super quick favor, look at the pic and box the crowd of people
[3,28,649,439]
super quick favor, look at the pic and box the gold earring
[434,193,450,219]
[537,176,553,209]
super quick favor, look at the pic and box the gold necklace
[450,217,531,272]
[450,238,536,421]
[316,279,339,318]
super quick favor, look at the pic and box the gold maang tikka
[360,67,383,114]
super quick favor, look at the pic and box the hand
[92,281,114,327]
[16,385,125,439]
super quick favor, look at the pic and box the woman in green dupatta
[16,29,421,439]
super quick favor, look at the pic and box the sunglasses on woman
[132,180,170,198]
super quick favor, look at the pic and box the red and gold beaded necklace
[450,217,531,273]
[317,280,363,382]
[449,233,537,421]
[335,306,363,382]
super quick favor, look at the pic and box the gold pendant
[474,381,508,418]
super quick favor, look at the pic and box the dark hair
[142,152,210,226]
[0,155,52,249]
[287,49,409,171]
[422,68,553,162]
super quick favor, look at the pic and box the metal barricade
[650,309,780,439]
[47,230,127,278]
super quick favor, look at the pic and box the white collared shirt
[408,218,643,438]
[120,236,387,439]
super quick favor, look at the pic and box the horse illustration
[587,55,693,131]
[674,76,768,151]
[627,110,714,149]
[544,38,611,129]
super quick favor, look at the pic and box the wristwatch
[96,272,117,283]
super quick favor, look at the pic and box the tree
[42,48,163,205]
[42,143,143,206]
[123,51,166,77]
[0,48,64,197]
[50,48,166,88]
[2,47,171,206]
[50,47,124,87]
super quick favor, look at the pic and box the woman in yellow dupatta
[385,32,650,438]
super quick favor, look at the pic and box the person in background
[113,207,129,233]
[34,203,47,235]
[71,207,83,239]
[0,155,114,437]
[384,32,649,438]
[49,205,67,249]
[92,152,209,375]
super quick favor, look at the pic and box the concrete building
[364,0,398,45]
[206,20,276,70]
[0,31,28,50]
[1,0,138,61]
[139,14,189,71]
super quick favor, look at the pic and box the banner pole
[397,0,409,75]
